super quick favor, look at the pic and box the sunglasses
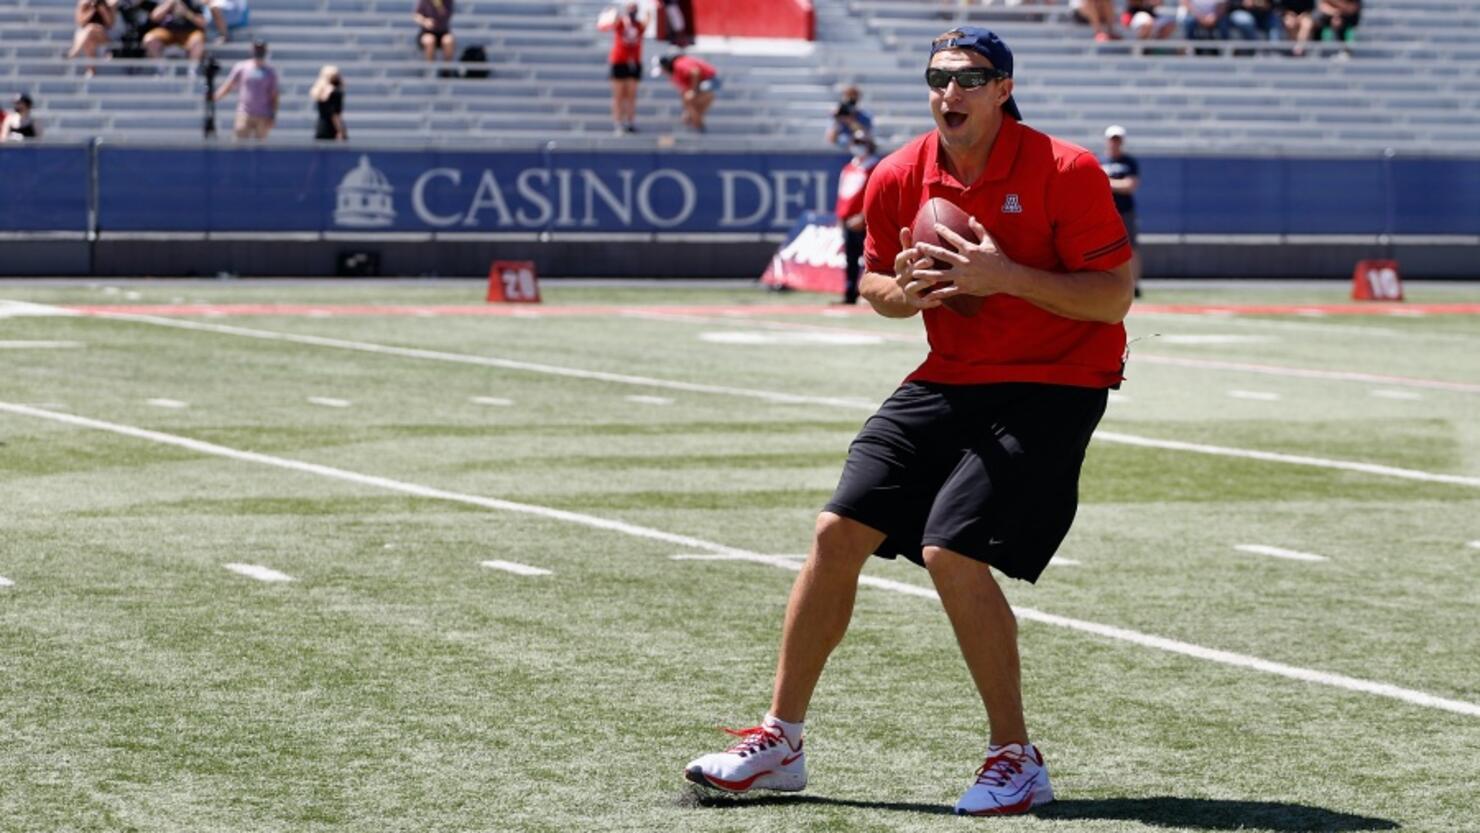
[925,67,1009,90]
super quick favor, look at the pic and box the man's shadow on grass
[681,791,1399,831]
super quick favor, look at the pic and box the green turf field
[1,280,1477,833]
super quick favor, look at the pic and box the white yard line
[1227,390,1282,402]
[1133,355,1480,394]
[0,340,84,349]
[625,395,674,405]
[1468,541,1480,551]
[470,396,513,406]
[146,398,189,409]
[3,399,1476,719]
[307,397,352,408]
[74,310,880,410]
[1234,544,1329,563]
[224,563,294,582]
[481,560,552,576]
[1093,431,1480,489]
[670,553,806,561]
[628,309,1480,394]
[0,576,13,588]
[46,307,1480,489]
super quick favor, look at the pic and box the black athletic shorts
[824,381,1107,583]
[610,61,642,80]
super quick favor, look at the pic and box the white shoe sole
[684,765,807,794]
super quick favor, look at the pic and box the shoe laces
[721,725,786,759]
[973,747,1029,788]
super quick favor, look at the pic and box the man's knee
[922,545,989,581]
[811,512,878,572]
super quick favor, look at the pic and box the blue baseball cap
[928,26,1022,121]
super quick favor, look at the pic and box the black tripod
[201,53,220,138]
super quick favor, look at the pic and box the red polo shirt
[863,118,1131,389]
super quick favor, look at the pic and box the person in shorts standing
[834,135,879,305]
[1100,124,1142,297]
[600,2,648,135]
[683,26,1134,816]
[215,39,279,140]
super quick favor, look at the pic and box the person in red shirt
[599,2,648,135]
[683,27,1133,816]
[656,52,719,132]
[833,136,880,304]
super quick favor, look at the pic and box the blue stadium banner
[96,146,847,234]
[0,145,91,232]
[43,146,1480,238]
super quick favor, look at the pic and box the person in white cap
[1100,125,1142,297]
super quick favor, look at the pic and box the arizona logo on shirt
[1001,194,1023,214]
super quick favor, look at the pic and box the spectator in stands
[834,135,879,305]
[311,65,347,141]
[207,0,248,44]
[414,0,456,65]
[69,0,117,75]
[1280,0,1316,42]
[599,2,648,135]
[1070,0,1121,41]
[1178,0,1237,42]
[112,0,156,60]
[214,39,278,140]
[826,85,875,150]
[1100,125,1142,298]
[1230,0,1284,39]
[1124,0,1177,39]
[657,52,719,133]
[661,0,693,48]
[1298,0,1360,55]
[143,0,208,63]
[2,94,42,141]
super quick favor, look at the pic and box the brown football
[909,197,985,317]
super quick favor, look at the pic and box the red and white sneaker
[683,720,806,794]
[954,742,1054,816]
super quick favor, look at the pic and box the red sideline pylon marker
[1351,259,1403,302]
[487,261,542,304]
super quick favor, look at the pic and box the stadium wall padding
[2,145,1478,277]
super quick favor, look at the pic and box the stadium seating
[3,0,1479,153]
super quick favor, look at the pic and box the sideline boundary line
[1,399,1477,720]
[55,308,1480,490]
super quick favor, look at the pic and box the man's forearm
[996,261,1134,323]
[861,271,918,318]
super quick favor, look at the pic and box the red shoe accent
[698,770,771,792]
[781,751,803,766]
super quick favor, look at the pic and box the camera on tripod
[201,51,221,137]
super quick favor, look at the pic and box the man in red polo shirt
[684,26,1133,816]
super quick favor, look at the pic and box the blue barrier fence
[0,146,91,232]
[4,145,1478,237]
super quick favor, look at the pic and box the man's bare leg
[923,545,1027,745]
[769,512,883,722]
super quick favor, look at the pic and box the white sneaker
[683,720,806,793]
[954,742,1054,816]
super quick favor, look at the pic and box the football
[909,197,985,317]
